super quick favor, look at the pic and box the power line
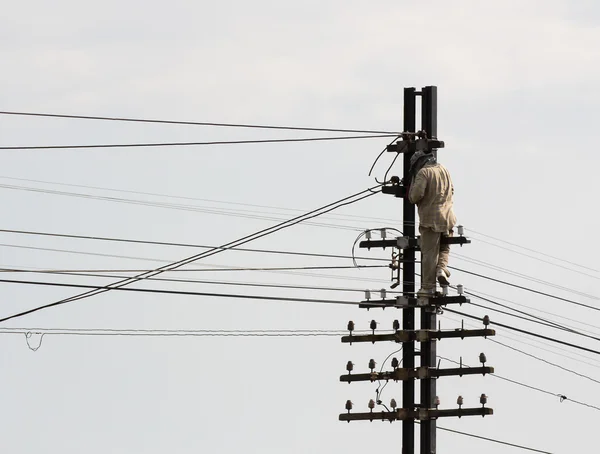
[450,266,600,313]
[489,338,600,385]
[0,271,387,294]
[0,264,387,274]
[0,175,403,224]
[0,327,364,337]
[0,277,358,307]
[0,110,400,135]
[444,308,600,356]
[466,227,598,273]
[433,424,554,454]
[0,187,378,323]
[0,134,397,150]
[0,228,391,262]
[436,352,600,411]
[0,183,367,231]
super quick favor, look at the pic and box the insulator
[368,359,376,370]
[390,398,397,409]
[380,228,387,239]
[480,393,488,406]
[457,225,464,236]
[434,396,440,407]
[365,230,372,240]
[380,288,387,299]
[347,321,355,332]
[393,319,400,331]
[391,357,399,369]
[370,320,377,331]
[345,400,353,411]
[456,284,464,295]
[457,395,464,406]
[479,353,487,364]
[346,361,354,372]
[368,399,376,410]
[483,315,490,326]
[442,286,448,296]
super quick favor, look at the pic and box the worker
[407,150,457,296]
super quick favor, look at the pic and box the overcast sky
[1,1,599,453]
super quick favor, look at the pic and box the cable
[0,110,400,135]
[432,424,554,454]
[453,252,599,301]
[444,308,600,356]
[0,134,398,150]
[0,278,359,306]
[0,187,378,323]
[368,135,401,177]
[0,327,366,337]
[489,338,600,385]
[0,183,366,231]
[436,353,600,411]
[0,271,401,295]
[0,227,391,263]
[466,227,598,273]
[0,264,387,273]
[0,175,404,225]
[450,266,600,313]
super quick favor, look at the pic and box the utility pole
[420,85,437,454]
[339,86,494,454]
[402,87,416,454]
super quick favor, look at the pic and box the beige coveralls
[408,163,457,291]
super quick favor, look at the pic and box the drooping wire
[351,227,403,267]
[375,347,403,406]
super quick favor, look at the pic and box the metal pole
[420,85,438,454]
[402,87,416,454]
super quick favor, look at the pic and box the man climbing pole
[407,150,457,296]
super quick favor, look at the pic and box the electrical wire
[489,338,600,385]
[432,424,554,454]
[0,110,400,135]
[444,308,600,356]
[0,269,401,295]
[0,277,359,306]
[466,227,598,273]
[436,353,600,411]
[0,187,379,323]
[450,266,600,313]
[453,252,599,301]
[0,134,398,150]
[0,327,368,337]
[0,175,404,225]
[0,183,365,231]
[0,227,391,263]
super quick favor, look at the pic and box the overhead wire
[0,110,401,135]
[0,277,358,306]
[0,134,398,150]
[436,352,600,411]
[444,308,600,356]
[0,175,403,225]
[0,186,379,323]
[432,424,554,454]
[465,227,598,273]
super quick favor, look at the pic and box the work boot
[436,268,450,286]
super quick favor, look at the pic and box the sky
[1,1,599,453]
